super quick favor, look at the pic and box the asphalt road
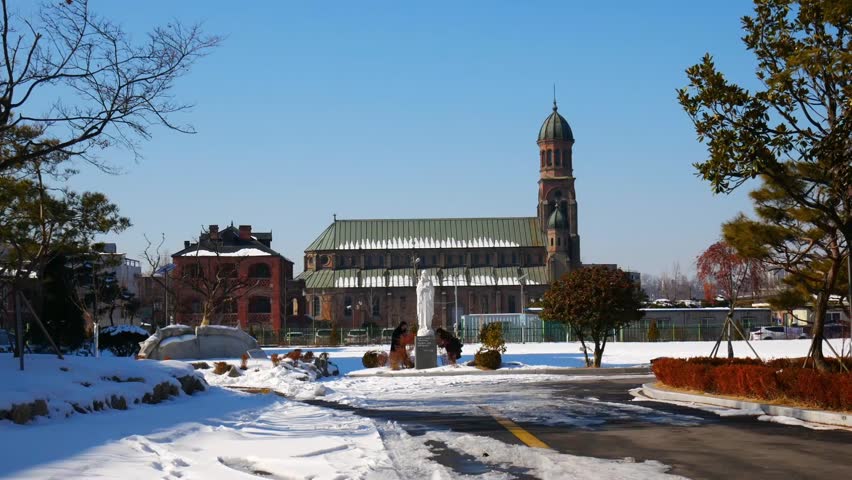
[308,376,852,480]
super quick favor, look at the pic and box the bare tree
[141,233,176,327]
[697,241,764,358]
[175,230,262,327]
[0,0,220,173]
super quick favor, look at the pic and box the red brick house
[171,224,295,331]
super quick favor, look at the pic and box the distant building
[623,307,773,342]
[171,224,296,331]
[297,102,635,329]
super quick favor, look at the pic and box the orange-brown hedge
[651,357,852,412]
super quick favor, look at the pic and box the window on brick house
[344,296,352,316]
[248,263,271,278]
[508,295,517,313]
[217,263,237,278]
[248,296,271,314]
[221,298,237,314]
[190,298,202,314]
[184,264,203,278]
[313,296,321,316]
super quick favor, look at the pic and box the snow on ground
[202,357,330,399]
[0,354,200,419]
[322,372,700,430]
[3,339,844,479]
[268,338,849,375]
[2,375,685,480]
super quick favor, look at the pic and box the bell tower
[536,98,580,281]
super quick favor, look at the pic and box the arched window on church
[546,150,552,166]
[550,238,554,246]
[555,149,561,166]
[540,151,545,168]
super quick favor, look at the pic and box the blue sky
[69,1,761,276]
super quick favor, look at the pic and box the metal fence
[244,318,758,346]
[458,314,568,343]
[613,317,760,342]
[247,326,395,347]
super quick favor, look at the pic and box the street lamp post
[454,275,459,337]
[519,273,529,344]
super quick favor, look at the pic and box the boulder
[138,325,259,360]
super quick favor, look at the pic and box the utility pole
[519,273,529,344]
[454,275,459,337]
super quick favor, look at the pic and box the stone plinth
[415,333,437,369]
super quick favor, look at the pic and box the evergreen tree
[679,0,850,368]
[32,255,85,351]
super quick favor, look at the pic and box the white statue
[416,270,435,336]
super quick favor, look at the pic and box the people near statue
[435,328,463,365]
[389,321,413,370]
[390,321,408,353]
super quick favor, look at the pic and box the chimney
[184,240,190,248]
[209,224,219,240]
[239,225,252,240]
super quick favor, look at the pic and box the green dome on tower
[548,206,568,229]
[538,101,574,142]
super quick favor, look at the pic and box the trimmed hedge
[651,357,852,412]
[474,350,502,370]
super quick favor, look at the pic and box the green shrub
[479,323,506,354]
[474,350,502,370]
[98,327,149,357]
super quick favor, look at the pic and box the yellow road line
[480,405,551,449]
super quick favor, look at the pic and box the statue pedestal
[414,332,437,369]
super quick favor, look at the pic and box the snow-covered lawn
[0,354,204,423]
[2,383,685,479]
[3,339,847,479]
[268,338,850,375]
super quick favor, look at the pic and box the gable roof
[305,217,544,252]
[295,265,549,289]
[173,225,293,263]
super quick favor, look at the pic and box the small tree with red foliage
[541,266,643,367]
[697,241,764,359]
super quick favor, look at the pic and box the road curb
[641,382,852,428]
[348,366,652,378]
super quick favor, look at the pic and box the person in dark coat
[390,321,408,352]
[436,328,463,365]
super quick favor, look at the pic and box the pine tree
[32,255,85,350]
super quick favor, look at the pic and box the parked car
[345,328,369,345]
[380,328,395,344]
[823,322,851,339]
[315,328,333,344]
[749,326,807,340]
[284,332,304,344]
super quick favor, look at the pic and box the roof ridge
[332,216,537,222]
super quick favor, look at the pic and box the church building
[296,101,581,328]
